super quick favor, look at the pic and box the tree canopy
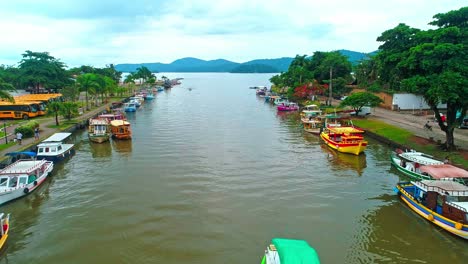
[340,92,383,113]
[375,6,467,150]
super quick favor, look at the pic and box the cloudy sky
[0,0,465,67]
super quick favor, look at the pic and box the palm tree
[76,73,99,110]
[0,77,15,102]
[47,101,62,126]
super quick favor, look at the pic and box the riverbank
[0,98,126,161]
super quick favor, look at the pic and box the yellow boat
[320,126,367,155]
[0,213,10,250]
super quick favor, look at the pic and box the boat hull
[277,106,299,111]
[396,184,468,239]
[390,153,433,180]
[320,133,367,155]
[89,135,110,143]
[0,162,53,205]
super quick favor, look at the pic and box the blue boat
[396,180,468,239]
[124,102,137,112]
[145,93,155,100]
[157,86,164,92]
[36,132,75,162]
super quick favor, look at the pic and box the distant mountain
[230,63,279,73]
[115,50,376,73]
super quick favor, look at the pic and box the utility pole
[328,67,333,106]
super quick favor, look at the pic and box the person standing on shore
[34,127,40,140]
[16,132,22,145]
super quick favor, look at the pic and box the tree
[340,92,383,114]
[47,102,62,126]
[61,84,80,102]
[60,102,79,120]
[18,50,71,93]
[76,73,99,110]
[135,66,153,85]
[0,77,15,102]
[377,7,467,150]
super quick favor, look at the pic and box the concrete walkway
[0,103,113,159]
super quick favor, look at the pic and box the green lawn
[0,142,16,151]
[353,119,468,169]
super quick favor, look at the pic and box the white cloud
[0,0,465,67]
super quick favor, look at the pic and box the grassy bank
[353,119,468,168]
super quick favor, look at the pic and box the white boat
[301,104,322,117]
[36,132,75,162]
[0,160,54,205]
[88,118,110,143]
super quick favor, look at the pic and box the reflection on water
[1,73,467,263]
[320,144,367,176]
[112,139,133,154]
[348,196,468,263]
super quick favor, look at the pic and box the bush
[14,120,39,138]
[15,126,34,138]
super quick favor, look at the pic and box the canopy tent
[420,164,468,179]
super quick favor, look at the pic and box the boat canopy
[110,120,130,127]
[42,132,72,142]
[5,151,36,157]
[328,127,364,134]
[420,164,468,179]
[400,152,444,166]
[415,180,468,196]
[272,238,320,264]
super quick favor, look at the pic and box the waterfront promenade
[0,102,113,159]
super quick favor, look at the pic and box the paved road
[370,107,468,150]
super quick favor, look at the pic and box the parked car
[460,117,468,129]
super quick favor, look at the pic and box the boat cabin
[0,160,50,190]
[36,132,74,160]
[405,180,468,223]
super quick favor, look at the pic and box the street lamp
[3,121,7,144]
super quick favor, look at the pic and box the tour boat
[98,112,126,122]
[320,127,367,155]
[110,120,132,140]
[88,118,110,143]
[0,159,54,205]
[396,180,468,239]
[260,238,320,264]
[277,102,299,111]
[124,102,136,112]
[0,213,10,250]
[391,149,468,184]
[301,104,322,117]
[36,132,75,162]
[302,115,325,135]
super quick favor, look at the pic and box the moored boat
[301,104,322,117]
[277,102,299,111]
[302,115,325,135]
[88,119,110,143]
[391,149,468,184]
[36,132,75,162]
[110,120,132,140]
[0,213,10,250]
[396,180,468,239]
[0,159,54,205]
[124,102,137,112]
[261,238,320,264]
[98,112,126,122]
[320,127,367,155]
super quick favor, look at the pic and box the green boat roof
[272,238,320,264]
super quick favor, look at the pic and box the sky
[0,0,465,67]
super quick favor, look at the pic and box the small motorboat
[36,132,75,162]
[261,238,320,264]
[124,103,137,112]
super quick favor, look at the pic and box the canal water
[1,73,467,263]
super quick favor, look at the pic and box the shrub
[15,126,34,138]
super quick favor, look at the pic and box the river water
[1,73,466,263]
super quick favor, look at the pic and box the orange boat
[320,126,367,155]
[110,120,132,140]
